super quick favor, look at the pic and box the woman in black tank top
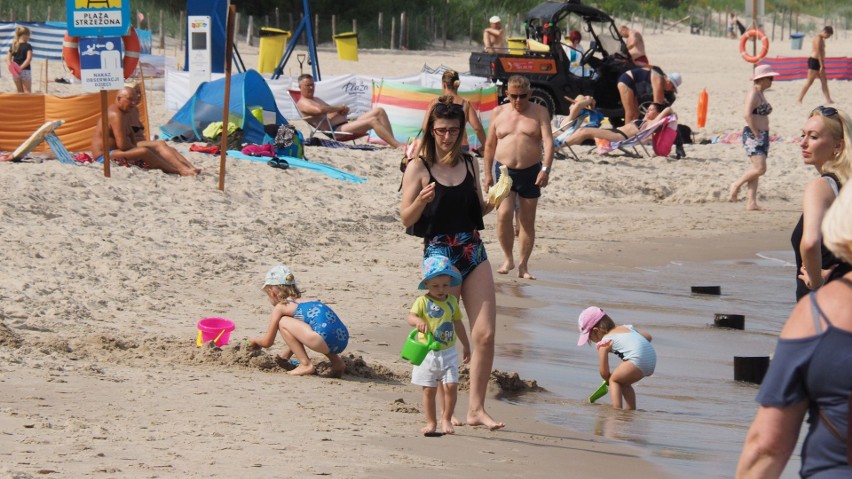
[400,96,504,430]
[792,106,852,300]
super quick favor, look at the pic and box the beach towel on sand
[226,150,366,184]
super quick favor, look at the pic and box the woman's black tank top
[791,173,852,300]
[406,154,484,238]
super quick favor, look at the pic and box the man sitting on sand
[91,87,200,176]
[295,74,403,148]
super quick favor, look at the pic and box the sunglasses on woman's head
[812,106,838,117]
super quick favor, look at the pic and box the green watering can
[588,380,609,403]
[400,329,441,366]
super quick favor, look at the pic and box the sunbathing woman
[560,102,674,148]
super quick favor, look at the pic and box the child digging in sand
[577,306,656,410]
[406,256,471,435]
[249,264,349,377]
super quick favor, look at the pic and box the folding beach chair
[552,109,603,160]
[597,114,677,158]
[9,120,75,164]
[287,90,367,145]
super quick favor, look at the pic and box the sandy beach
[1,22,851,478]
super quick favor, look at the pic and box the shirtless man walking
[483,76,554,280]
[483,16,507,53]
[92,87,199,176]
[797,26,834,105]
[619,25,648,66]
[295,74,403,148]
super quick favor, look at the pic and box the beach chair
[9,120,75,164]
[287,90,367,145]
[598,114,677,158]
[552,109,603,160]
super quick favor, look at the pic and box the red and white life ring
[739,29,769,64]
[63,27,141,80]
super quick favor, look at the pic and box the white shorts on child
[411,347,459,387]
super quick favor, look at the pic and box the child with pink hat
[577,306,656,410]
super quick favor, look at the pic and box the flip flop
[423,432,444,437]
[268,157,290,169]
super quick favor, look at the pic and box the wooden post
[179,11,186,53]
[46,5,50,21]
[219,4,237,192]
[780,9,785,41]
[159,10,165,50]
[442,0,448,48]
[314,14,319,44]
[405,12,410,49]
[332,15,336,38]
[275,8,280,28]
[352,19,356,34]
[378,12,383,48]
[138,71,150,141]
[771,10,776,42]
[100,91,110,178]
[469,17,473,45]
[234,12,240,46]
[26,5,30,21]
[430,6,435,42]
[246,15,253,47]
[391,16,396,50]
[400,12,405,50]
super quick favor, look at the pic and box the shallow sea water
[493,250,804,478]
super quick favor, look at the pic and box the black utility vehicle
[469,0,634,123]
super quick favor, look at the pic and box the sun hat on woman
[751,64,779,81]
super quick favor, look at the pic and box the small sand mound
[0,319,23,348]
[457,368,543,395]
[389,398,420,414]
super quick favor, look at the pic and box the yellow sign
[75,0,121,7]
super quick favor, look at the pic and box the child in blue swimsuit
[577,306,656,410]
[249,264,349,377]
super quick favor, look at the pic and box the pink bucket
[197,317,235,347]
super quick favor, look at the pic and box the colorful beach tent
[0,90,147,154]
[758,57,852,81]
[371,80,499,147]
[160,69,286,145]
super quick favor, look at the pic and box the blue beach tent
[160,69,285,145]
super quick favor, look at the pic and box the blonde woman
[6,26,33,93]
[792,106,852,300]
[729,65,779,210]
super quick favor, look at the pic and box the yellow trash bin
[334,32,358,61]
[507,37,527,55]
[258,28,292,74]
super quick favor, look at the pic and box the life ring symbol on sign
[62,27,141,80]
[739,29,770,64]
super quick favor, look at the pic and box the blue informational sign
[66,0,131,37]
[79,36,125,91]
